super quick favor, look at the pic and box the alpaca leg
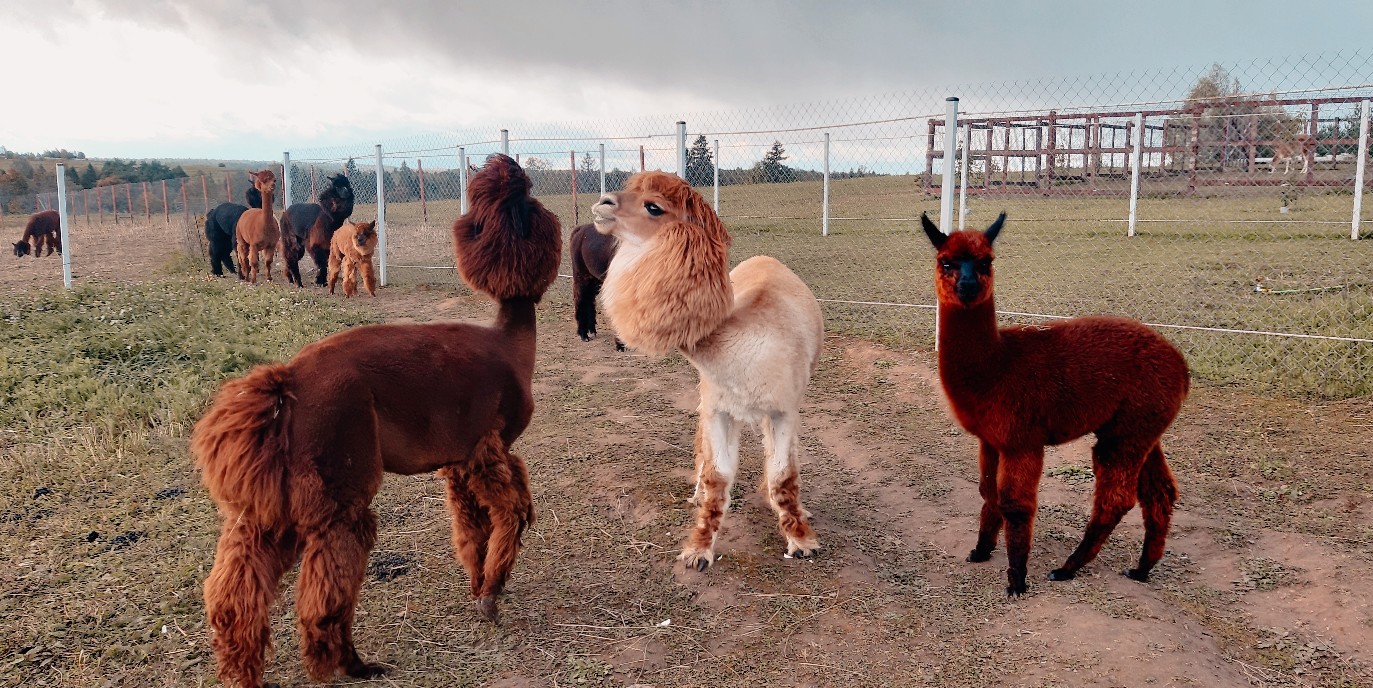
[263,247,276,282]
[327,249,342,295]
[998,448,1044,597]
[680,411,740,571]
[762,411,820,558]
[342,259,358,298]
[968,440,1002,563]
[1049,437,1146,582]
[295,507,386,681]
[360,258,377,296]
[573,276,601,341]
[472,449,534,622]
[310,245,331,287]
[439,465,490,601]
[1127,444,1178,582]
[687,415,707,506]
[237,241,249,282]
[203,520,298,688]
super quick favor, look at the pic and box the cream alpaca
[593,172,824,570]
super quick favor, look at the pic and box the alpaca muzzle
[592,196,618,227]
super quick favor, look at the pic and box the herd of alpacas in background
[10,154,1191,686]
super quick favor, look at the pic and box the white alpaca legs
[680,411,740,571]
[761,411,819,558]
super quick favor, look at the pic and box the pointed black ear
[921,212,946,249]
[984,212,1006,245]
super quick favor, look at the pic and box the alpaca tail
[191,364,294,527]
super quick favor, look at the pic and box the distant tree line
[0,149,190,213]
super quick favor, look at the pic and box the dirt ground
[5,237,1373,687]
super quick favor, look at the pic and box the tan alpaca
[327,220,378,297]
[1269,134,1314,175]
[235,170,280,284]
[593,172,824,570]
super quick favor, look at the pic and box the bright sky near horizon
[4,0,1372,161]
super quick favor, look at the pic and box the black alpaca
[203,186,262,276]
[281,174,354,287]
[570,223,624,351]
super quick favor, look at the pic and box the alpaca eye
[939,261,954,271]
[645,202,664,217]
[977,260,992,273]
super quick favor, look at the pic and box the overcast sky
[4,0,1372,161]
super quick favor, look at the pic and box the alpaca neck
[259,190,276,228]
[496,297,538,377]
[937,297,1004,397]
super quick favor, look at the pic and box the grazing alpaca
[592,172,824,570]
[204,185,263,276]
[327,220,378,297]
[12,210,61,258]
[1269,134,1314,175]
[569,222,624,351]
[921,212,1189,597]
[281,174,354,287]
[192,154,559,688]
[234,170,280,284]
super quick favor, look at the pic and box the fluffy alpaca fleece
[569,222,625,350]
[327,220,378,297]
[593,171,824,571]
[234,170,279,284]
[922,213,1188,597]
[13,210,61,258]
[203,185,263,276]
[193,153,560,688]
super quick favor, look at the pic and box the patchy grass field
[2,256,1371,686]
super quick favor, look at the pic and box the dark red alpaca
[922,213,1189,597]
[281,174,354,287]
[13,210,61,258]
[570,222,624,350]
[192,154,561,688]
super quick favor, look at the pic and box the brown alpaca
[922,213,1189,597]
[1270,134,1315,175]
[593,172,824,571]
[327,220,378,297]
[193,154,561,687]
[13,210,61,258]
[235,170,279,284]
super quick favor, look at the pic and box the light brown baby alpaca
[327,220,378,297]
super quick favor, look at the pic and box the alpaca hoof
[614,339,626,352]
[1123,568,1150,582]
[346,660,389,679]
[679,548,715,572]
[1047,568,1076,582]
[785,546,820,560]
[475,596,500,624]
[579,333,592,342]
[1006,582,1027,598]
[967,548,993,563]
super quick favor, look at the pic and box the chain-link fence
[10,52,1372,398]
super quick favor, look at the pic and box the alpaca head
[244,185,263,209]
[248,169,276,198]
[589,171,733,355]
[452,154,562,301]
[922,212,1005,307]
[353,221,377,251]
[320,173,354,216]
[13,240,30,258]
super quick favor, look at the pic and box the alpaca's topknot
[452,154,562,301]
[319,173,355,219]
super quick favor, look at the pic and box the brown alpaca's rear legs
[326,247,343,295]
[262,247,276,282]
[1127,444,1178,582]
[440,466,491,612]
[968,441,1002,562]
[203,519,299,688]
[680,412,741,571]
[360,257,377,296]
[761,411,819,558]
[1047,437,1151,583]
[999,448,1044,597]
[296,507,387,681]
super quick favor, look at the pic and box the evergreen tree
[685,135,714,187]
[345,157,359,177]
[80,163,97,189]
[65,165,80,188]
[757,140,790,183]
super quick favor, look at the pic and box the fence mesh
[6,52,1371,398]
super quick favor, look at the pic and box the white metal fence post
[676,121,687,179]
[458,146,468,215]
[599,143,606,194]
[375,144,387,287]
[1129,112,1144,237]
[282,152,292,206]
[958,124,970,230]
[939,97,959,233]
[712,139,720,213]
[1354,100,1370,241]
[55,163,72,288]
[500,130,509,156]
[822,132,831,237]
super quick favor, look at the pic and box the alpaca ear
[920,213,946,249]
[983,212,1006,245]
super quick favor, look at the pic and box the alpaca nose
[595,195,617,209]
